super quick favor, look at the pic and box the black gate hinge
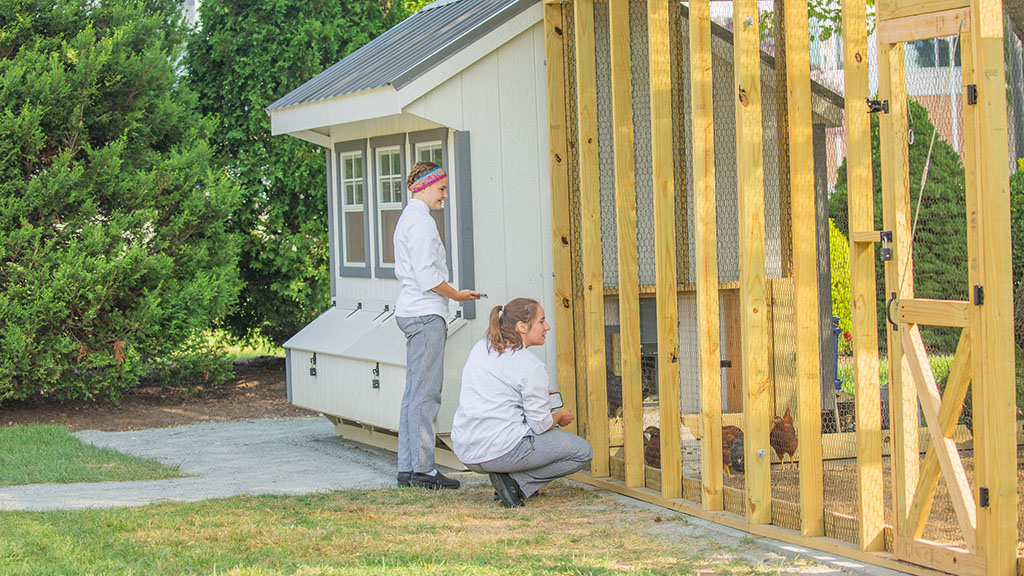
[967,84,978,105]
[979,486,989,507]
[974,285,984,306]
[867,98,889,114]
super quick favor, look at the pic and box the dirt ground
[0,357,316,432]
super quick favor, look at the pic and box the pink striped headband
[408,167,447,193]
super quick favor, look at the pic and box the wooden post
[774,0,792,279]
[733,0,771,524]
[688,0,723,512]
[608,0,643,489]
[782,0,823,537]
[648,0,682,500]
[572,0,610,476]
[543,2,578,435]
[876,40,917,537]
[962,3,1018,571]
[841,0,884,552]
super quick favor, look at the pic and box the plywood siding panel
[497,28,546,305]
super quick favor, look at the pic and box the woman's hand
[552,409,574,428]
[454,289,482,302]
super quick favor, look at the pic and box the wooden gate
[845,0,1017,573]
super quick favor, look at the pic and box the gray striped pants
[396,314,447,474]
[466,429,593,498]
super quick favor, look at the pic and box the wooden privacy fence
[542,0,1019,574]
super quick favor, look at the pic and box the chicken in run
[721,425,744,477]
[641,426,688,470]
[642,425,744,477]
[770,407,799,470]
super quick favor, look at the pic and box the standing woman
[394,161,479,490]
[451,298,593,507]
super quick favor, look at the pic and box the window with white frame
[415,140,447,246]
[340,151,365,266]
[376,145,404,267]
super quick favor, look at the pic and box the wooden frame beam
[877,0,969,20]
[963,1,1017,571]
[907,330,972,539]
[841,0,885,551]
[902,325,977,550]
[782,0,823,538]
[877,38,918,539]
[572,0,610,476]
[648,0,681,499]
[608,0,643,489]
[543,2,578,435]
[898,298,971,328]
[732,0,771,525]
[688,0,723,512]
[877,7,970,44]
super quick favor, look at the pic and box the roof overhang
[269,2,543,143]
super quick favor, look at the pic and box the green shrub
[829,219,852,355]
[830,98,967,354]
[185,0,410,345]
[0,0,241,404]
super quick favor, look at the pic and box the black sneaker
[397,472,412,488]
[488,473,524,508]
[410,471,460,490]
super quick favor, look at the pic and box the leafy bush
[0,0,241,403]
[829,219,852,355]
[830,98,967,354]
[185,0,410,345]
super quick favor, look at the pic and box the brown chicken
[770,407,799,470]
[722,425,744,477]
[643,425,661,468]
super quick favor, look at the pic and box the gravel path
[0,416,480,511]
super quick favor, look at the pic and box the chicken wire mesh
[561,0,1022,553]
[1007,13,1024,561]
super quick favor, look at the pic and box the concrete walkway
[0,417,480,511]
[0,416,909,575]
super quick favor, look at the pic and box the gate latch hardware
[310,353,317,377]
[867,98,889,114]
[979,486,989,508]
[886,292,899,332]
[967,84,978,105]
[372,362,380,389]
[879,231,892,262]
[974,285,984,306]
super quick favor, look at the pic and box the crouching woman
[451,298,593,507]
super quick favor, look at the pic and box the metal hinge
[974,285,984,306]
[979,486,989,508]
[721,360,732,368]
[867,98,889,114]
[967,84,978,105]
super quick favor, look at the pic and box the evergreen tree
[185,0,410,345]
[0,0,241,402]
[830,98,967,354]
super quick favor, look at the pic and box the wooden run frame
[541,0,1017,573]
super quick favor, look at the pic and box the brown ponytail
[407,161,440,189]
[485,297,540,355]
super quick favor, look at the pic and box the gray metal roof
[267,0,537,112]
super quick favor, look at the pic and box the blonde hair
[485,298,540,355]
[407,161,440,189]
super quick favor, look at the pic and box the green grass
[204,329,284,361]
[0,425,183,486]
[0,484,817,575]
[836,353,955,397]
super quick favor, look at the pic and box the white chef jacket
[451,339,556,465]
[393,198,448,318]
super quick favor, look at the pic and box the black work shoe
[488,473,524,508]
[410,471,460,490]
[397,472,412,487]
